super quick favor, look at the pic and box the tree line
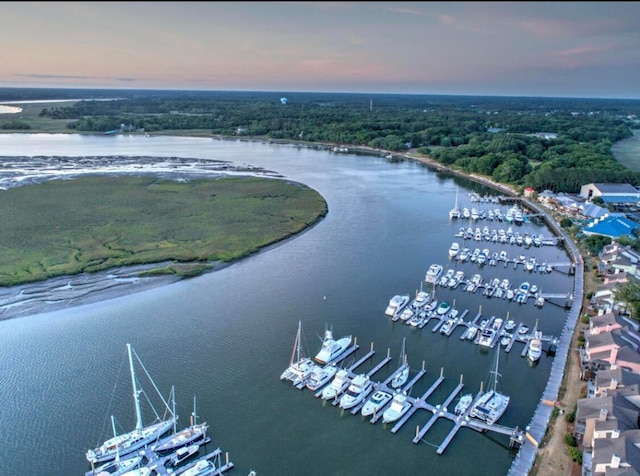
[36,89,640,193]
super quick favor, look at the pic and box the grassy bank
[0,175,327,286]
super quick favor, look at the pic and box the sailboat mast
[127,343,144,430]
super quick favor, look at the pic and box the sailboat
[151,395,209,455]
[280,320,318,384]
[469,347,510,425]
[86,344,177,465]
[391,338,409,389]
[449,187,461,219]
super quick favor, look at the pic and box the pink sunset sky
[2,1,639,99]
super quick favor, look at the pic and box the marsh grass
[0,175,327,286]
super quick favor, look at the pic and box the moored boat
[86,344,177,465]
[361,390,393,417]
[425,264,443,284]
[281,321,318,384]
[314,327,352,365]
[385,294,410,317]
[469,348,510,425]
[321,369,351,400]
[382,392,412,423]
[339,374,374,410]
[528,330,543,362]
[306,363,339,391]
[454,393,473,416]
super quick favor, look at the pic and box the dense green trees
[33,89,640,193]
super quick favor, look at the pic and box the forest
[2,87,640,194]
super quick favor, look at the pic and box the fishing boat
[391,338,409,389]
[382,392,412,423]
[314,326,352,365]
[338,374,374,410]
[321,368,351,400]
[86,344,177,465]
[281,320,318,384]
[469,348,510,425]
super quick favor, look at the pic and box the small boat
[448,242,460,258]
[86,344,176,465]
[169,443,201,467]
[397,307,414,323]
[314,326,352,365]
[305,363,339,391]
[385,294,410,317]
[281,321,318,384]
[361,390,392,417]
[382,392,412,423]
[179,454,219,476]
[454,393,473,416]
[504,320,516,331]
[477,328,496,348]
[321,369,351,400]
[440,319,454,334]
[88,449,145,476]
[464,326,477,340]
[519,325,530,335]
[339,374,374,410]
[436,301,451,316]
[535,296,545,307]
[501,335,511,347]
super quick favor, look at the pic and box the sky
[2,1,639,99]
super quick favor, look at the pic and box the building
[580,183,640,205]
[582,215,639,240]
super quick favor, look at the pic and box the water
[0,134,574,476]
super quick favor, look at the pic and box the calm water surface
[0,134,574,476]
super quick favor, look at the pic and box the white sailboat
[151,395,208,455]
[86,344,177,465]
[469,347,510,425]
[280,320,318,384]
[449,187,461,219]
[391,338,409,389]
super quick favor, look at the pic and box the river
[0,133,575,476]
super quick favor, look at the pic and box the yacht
[409,290,430,310]
[305,363,339,392]
[528,331,543,362]
[464,326,478,340]
[321,369,351,400]
[361,390,393,417]
[448,242,460,259]
[396,307,414,323]
[339,374,374,410]
[382,392,412,423]
[385,294,410,317]
[313,327,352,367]
[425,264,443,284]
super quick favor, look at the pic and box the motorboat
[281,321,318,384]
[410,290,430,310]
[168,443,201,467]
[436,301,451,316]
[477,328,496,348]
[361,390,392,417]
[88,452,145,476]
[339,374,374,410]
[454,393,473,416]
[500,335,512,347]
[382,392,412,423]
[448,242,460,259]
[440,319,454,335]
[425,264,443,284]
[179,454,219,476]
[385,294,410,317]
[492,318,503,331]
[528,331,543,362]
[504,320,516,331]
[464,326,477,340]
[425,298,438,312]
[315,327,352,365]
[86,344,176,465]
[397,307,414,323]
[469,349,510,425]
[305,363,339,392]
[321,369,351,400]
